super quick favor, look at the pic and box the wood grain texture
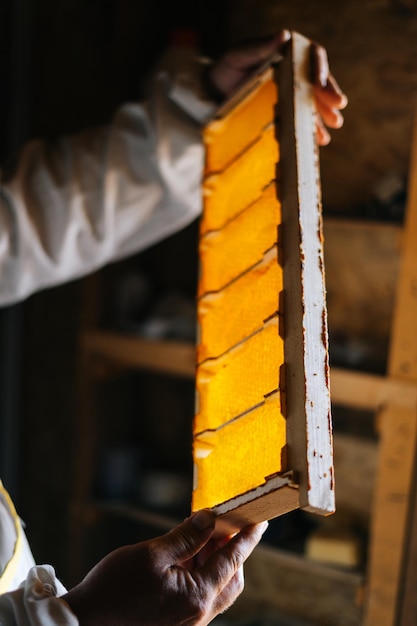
[279,32,334,515]
[399,446,417,625]
[364,403,417,626]
[364,105,417,626]
[81,331,196,378]
[330,367,417,412]
[389,113,417,380]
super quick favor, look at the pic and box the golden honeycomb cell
[198,184,281,296]
[192,393,286,510]
[201,125,279,234]
[195,319,283,433]
[204,77,278,174]
[197,249,282,363]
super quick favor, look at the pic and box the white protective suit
[0,57,213,306]
[0,56,215,624]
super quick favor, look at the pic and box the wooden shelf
[81,330,196,379]
[81,329,417,412]
[238,543,365,626]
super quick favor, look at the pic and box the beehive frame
[193,32,334,534]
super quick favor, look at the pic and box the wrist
[62,585,96,626]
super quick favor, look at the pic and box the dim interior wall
[229,0,417,214]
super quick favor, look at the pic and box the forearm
[0,68,211,307]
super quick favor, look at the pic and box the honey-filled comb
[193,32,334,535]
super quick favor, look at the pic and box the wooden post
[389,115,417,380]
[364,403,417,625]
[394,152,417,617]
[364,112,417,625]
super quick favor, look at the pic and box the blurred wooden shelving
[81,330,195,379]
[69,205,417,626]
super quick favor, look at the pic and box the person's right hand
[209,31,348,146]
[63,509,268,626]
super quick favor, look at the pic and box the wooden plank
[279,32,333,516]
[80,333,417,411]
[81,331,195,379]
[330,367,417,412]
[80,335,417,412]
[364,403,417,626]
[391,111,417,626]
[399,445,417,625]
[366,113,417,626]
[389,114,417,380]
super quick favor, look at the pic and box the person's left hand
[209,30,347,146]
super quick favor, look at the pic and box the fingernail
[191,509,214,530]
[320,70,328,89]
[340,93,348,109]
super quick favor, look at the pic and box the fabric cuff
[0,565,78,626]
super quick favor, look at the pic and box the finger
[315,97,344,129]
[309,41,330,88]
[316,116,331,147]
[314,75,348,110]
[196,522,268,590]
[155,510,215,567]
[190,537,219,569]
[209,30,291,98]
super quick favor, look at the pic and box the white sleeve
[0,565,77,626]
[0,66,215,307]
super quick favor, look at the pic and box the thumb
[156,509,215,565]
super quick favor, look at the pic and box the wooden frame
[69,35,417,626]
[192,32,334,534]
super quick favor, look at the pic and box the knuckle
[168,526,194,555]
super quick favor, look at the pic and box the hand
[209,31,347,146]
[309,41,348,145]
[63,510,268,626]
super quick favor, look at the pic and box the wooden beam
[399,444,417,625]
[393,112,417,624]
[81,331,195,379]
[364,403,417,626]
[330,367,417,412]
[389,115,417,380]
[364,112,417,626]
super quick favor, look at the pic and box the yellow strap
[0,481,23,594]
